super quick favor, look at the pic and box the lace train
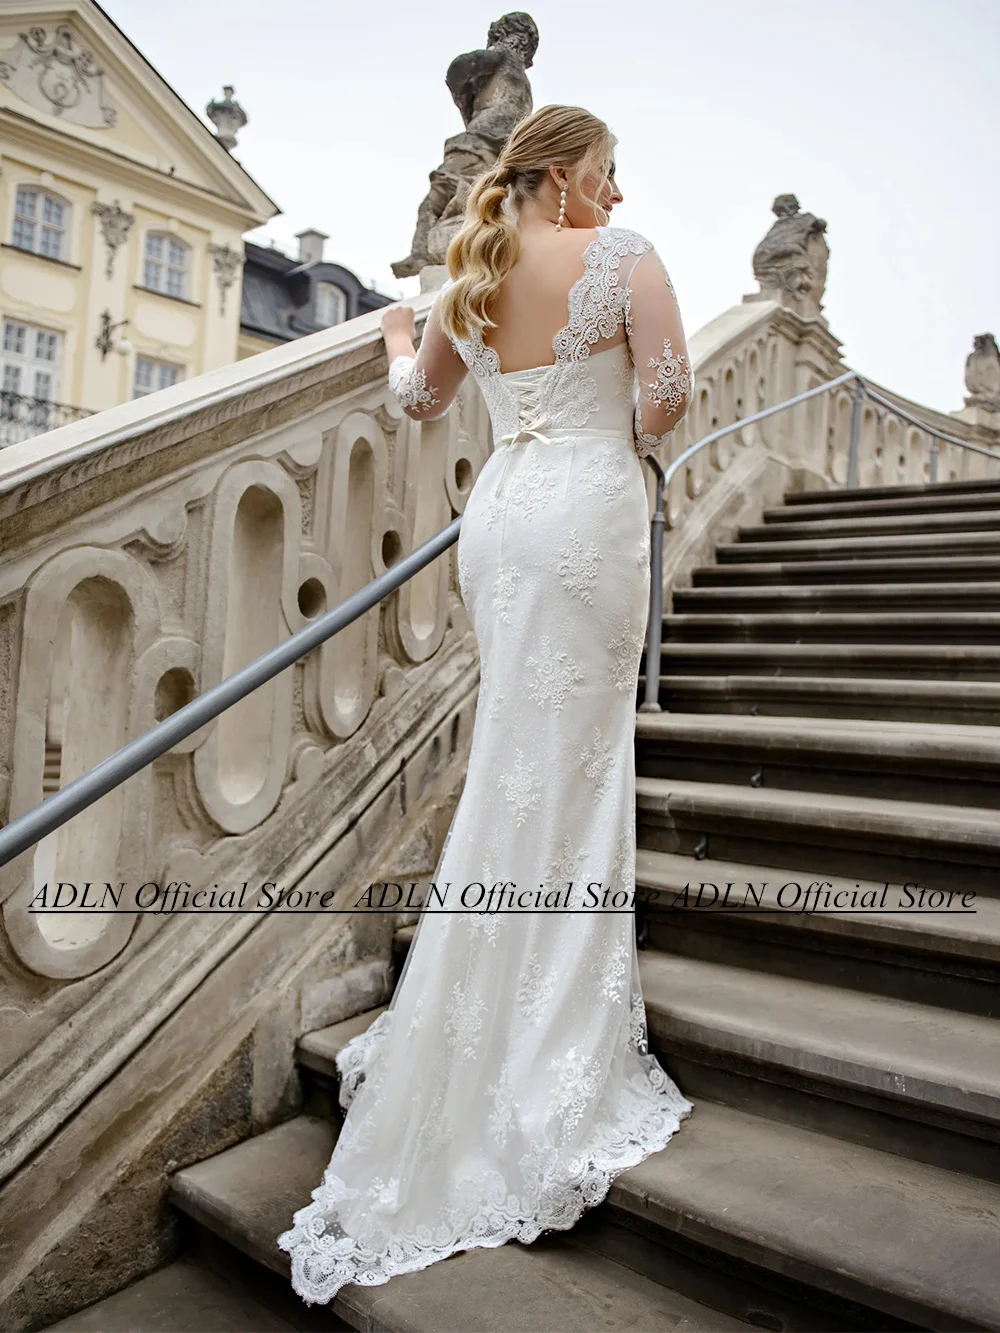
[277,998,694,1304]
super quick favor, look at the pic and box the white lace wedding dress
[277,225,696,1305]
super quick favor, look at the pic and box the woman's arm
[382,292,469,421]
[623,245,694,457]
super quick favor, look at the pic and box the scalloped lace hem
[276,1091,694,1307]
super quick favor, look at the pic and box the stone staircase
[45,478,1000,1333]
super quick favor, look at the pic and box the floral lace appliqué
[557,529,603,605]
[516,953,556,1024]
[581,451,629,502]
[388,355,440,414]
[607,616,645,692]
[525,636,583,713]
[580,726,615,798]
[498,747,543,826]
[645,338,693,413]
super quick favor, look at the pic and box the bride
[277,103,695,1305]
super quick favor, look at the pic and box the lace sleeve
[623,245,694,459]
[388,283,469,422]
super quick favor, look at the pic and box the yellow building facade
[0,1,277,442]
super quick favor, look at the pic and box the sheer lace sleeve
[624,244,694,459]
[388,284,468,422]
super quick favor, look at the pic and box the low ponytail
[438,105,615,343]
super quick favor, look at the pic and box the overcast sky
[105,0,997,415]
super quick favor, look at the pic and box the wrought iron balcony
[0,389,92,447]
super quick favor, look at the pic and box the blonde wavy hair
[438,104,616,343]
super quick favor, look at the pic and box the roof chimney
[296,229,328,265]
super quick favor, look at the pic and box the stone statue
[964,334,1000,412]
[751,193,829,316]
[392,12,539,280]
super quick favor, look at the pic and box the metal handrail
[637,368,1000,711]
[1,366,997,864]
[0,519,460,868]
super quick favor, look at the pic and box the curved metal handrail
[1,367,996,864]
[637,368,1000,711]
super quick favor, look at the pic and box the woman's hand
[381,303,417,366]
[381,304,416,341]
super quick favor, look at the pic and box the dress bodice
[487,342,638,449]
[445,226,657,454]
[387,224,694,461]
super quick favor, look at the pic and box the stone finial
[392,12,539,280]
[964,334,1000,412]
[750,194,829,317]
[205,85,248,151]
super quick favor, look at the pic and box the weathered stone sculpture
[392,12,538,282]
[750,194,829,317]
[964,334,1000,412]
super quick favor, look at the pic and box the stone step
[287,1011,1000,1331]
[637,951,1000,1178]
[766,488,1000,522]
[638,672,1000,724]
[634,847,1000,1016]
[297,1004,390,1087]
[663,609,1000,644]
[38,1256,307,1333]
[743,507,1000,543]
[634,775,1000,893]
[782,478,1000,506]
[717,529,1000,563]
[650,641,1000,679]
[383,853,1000,1022]
[634,711,1000,809]
[168,1115,753,1333]
[692,553,1000,585]
[673,580,1000,612]
[354,936,1000,1174]
[595,1099,1000,1332]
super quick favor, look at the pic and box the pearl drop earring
[555,182,567,230]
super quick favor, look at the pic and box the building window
[143,233,190,299]
[2,319,62,400]
[315,282,346,328]
[12,187,68,261]
[133,355,182,398]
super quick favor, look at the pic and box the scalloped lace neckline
[486,225,613,378]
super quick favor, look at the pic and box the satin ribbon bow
[499,414,554,448]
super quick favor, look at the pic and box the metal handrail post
[847,378,866,489]
[638,458,666,713]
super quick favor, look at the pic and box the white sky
[105,0,998,415]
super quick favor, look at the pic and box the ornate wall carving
[0,25,116,128]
